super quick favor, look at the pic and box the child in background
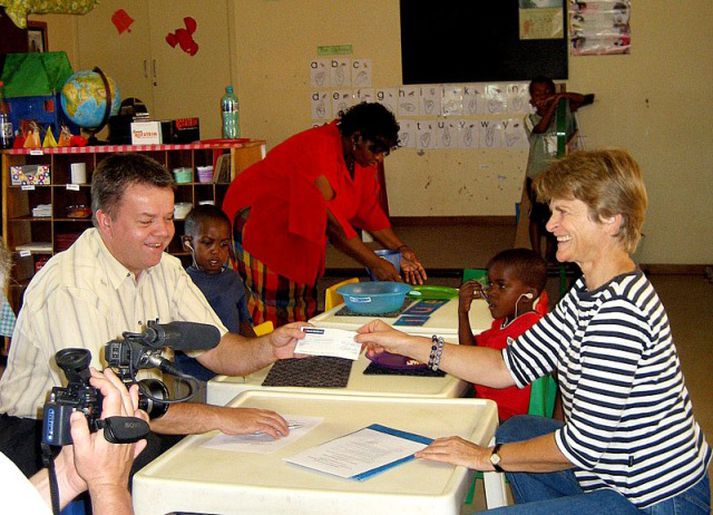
[458,248,548,421]
[525,76,594,259]
[0,241,16,357]
[177,204,256,381]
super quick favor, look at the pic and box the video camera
[42,320,221,446]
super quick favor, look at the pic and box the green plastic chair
[461,267,559,505]
[464,374,558,505]
[462,268,488,286]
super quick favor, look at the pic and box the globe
[60,69,121,130]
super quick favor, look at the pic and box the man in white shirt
[0,153,306,475]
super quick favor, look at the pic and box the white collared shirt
[0,228,227,419]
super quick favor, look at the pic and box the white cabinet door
[75,1,154,114]
[147,0,231,138]
[76,0,232,139]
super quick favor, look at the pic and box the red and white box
[130,121,163,145]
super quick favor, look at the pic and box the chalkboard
[400,1,568,84]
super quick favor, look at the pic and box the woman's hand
[415,436,490,470]
[369,258,402,282]
[398,246,427,285]
[355,319,417,358]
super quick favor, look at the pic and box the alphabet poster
[308,57,529,150]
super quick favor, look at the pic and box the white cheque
[295,327,361,360]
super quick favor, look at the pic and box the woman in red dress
[222,102,427,326]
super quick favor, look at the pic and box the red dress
[474,312,543,421]
[223,122,391,287]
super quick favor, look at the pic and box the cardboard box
[131,121,163,145]
[10,165,51,186]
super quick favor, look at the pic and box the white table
[207,297,492,406]
[133,391,501,515]
[207,352,468,406]
[309,297,492,340]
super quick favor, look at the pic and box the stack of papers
[284,424,432,480]
[32,204,52,217]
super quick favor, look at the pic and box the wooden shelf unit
[1,140,265,310]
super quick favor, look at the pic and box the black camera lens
[55,348,91,370]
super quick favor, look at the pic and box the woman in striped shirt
[357,149,710,513]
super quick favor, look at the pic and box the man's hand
[72,369,147,489]
[52,368,147,513]
[268,322,307,360]
[214,407,290,438]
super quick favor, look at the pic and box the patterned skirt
[232,208,318,327]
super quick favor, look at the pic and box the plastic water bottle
[221,85,240,139]
[0,81,14,149]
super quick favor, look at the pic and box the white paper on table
[295,327,361,360]
[284,424,431,480]
[201,415,323,454]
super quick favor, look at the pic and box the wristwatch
[489,443,505,472]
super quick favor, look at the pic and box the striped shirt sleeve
[503,273,711,508]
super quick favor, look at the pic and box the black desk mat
[363,362,446,377]
[262,356,353,387]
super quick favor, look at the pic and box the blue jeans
[481,415,710,514]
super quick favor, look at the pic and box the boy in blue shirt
[177,204,256,381]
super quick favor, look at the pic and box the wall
[230,0,712,265]
[29,14,78,61]
[567,1,713,264]
[34,1,713,264]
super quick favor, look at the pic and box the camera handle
[99,416,150,443]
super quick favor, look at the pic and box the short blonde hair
[534,149,648,253]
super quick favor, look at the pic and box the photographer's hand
[63,368,147,514]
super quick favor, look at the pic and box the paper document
[201,415,323,454]
[296,327,361,360]
[284,424,432,480]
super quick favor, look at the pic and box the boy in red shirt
[458,248,548,421]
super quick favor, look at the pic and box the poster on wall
[518,0,565,40]
[570,0,631,56]
[306,54,530,150]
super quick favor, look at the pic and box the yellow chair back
[324,277,359,311]
[253,320,274,336]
